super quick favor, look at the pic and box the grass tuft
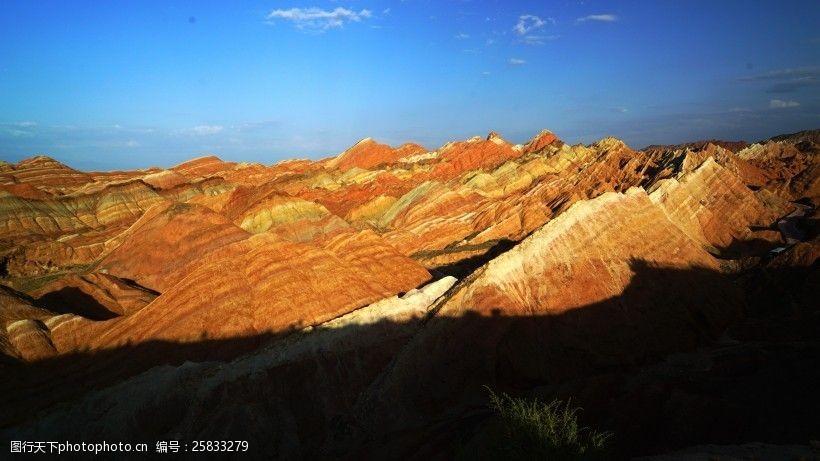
[484,386,612,460]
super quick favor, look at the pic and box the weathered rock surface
[62,230,431,350]
[30,272,157,318]
[359,189,744,433]
[327,138,427,171]
[650,157,785,250]
[97,202,250,292]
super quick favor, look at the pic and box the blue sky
[1,0,818,170]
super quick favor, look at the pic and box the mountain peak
[523,129,562,154]
[594,136,630,151]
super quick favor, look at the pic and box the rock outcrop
[97,202,250,292]
[61,230,431,349]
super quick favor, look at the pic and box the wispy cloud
[739,66,819,93]
[455,33,470,39]
[509,58,527,65]
[180,125,224,135]
[1,125,35,138]
[576,14,618,23]
[513,15,556,46]
[266,7,372,32]
[520,34,560,45]
[513,15,553,35]
[740,66,819,81]
[769,99,800,109]
[0,121,42,138]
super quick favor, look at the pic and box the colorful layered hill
[0,128,818,458]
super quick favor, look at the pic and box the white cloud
[769,99,800,109]
[482,71,491,76]
[180,125,224,135]
[521,34,560,45]
[15,121,38,127]
[266,7,372,31]
[382,8,391,15]
[513,15,553,35]
[740,66,820,81]
[576,14,618,23]
[455,33,470,39]
[509,58,527,65]
[738,66,819,93]
[2,128,34,138]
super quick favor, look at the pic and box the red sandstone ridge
[97,202,251,292]
[523,128,563,154]
[0,155,92,192]
[171,155,235,178]
[326,138,427,171]
[430,132,523,177]
[68,230,431,348]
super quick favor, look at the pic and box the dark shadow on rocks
[714,237,784,259]
[33,286,120,320]
[429,239,518,280]
[116,277,161,296]
[0,260,817,460]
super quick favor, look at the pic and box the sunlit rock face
[358,189,745,431]
[649,157,784,249]
[0,156,93,192]
[736,139,820,204]
[326,138,427,171]
[97,202,251,292]
[0,286,54,359]
[0,128,817,459]
[40,228,431,352]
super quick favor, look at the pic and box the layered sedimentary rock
[737,138,820,205]
[59,229,431,350]
[326,138,427,171]
[0,156,92,193]
[97,202,250,292]
[0,126,817,459]
[360,189,745,432]
[0,179,168,279]
[1,276,458,455]
[171,155,236,179]
[30,272,157,318]
[0,286,55,360]
[0,180,165,239]
[2,127,808,357]
[649,157,785,250]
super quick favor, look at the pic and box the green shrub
[484,387,612,460]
